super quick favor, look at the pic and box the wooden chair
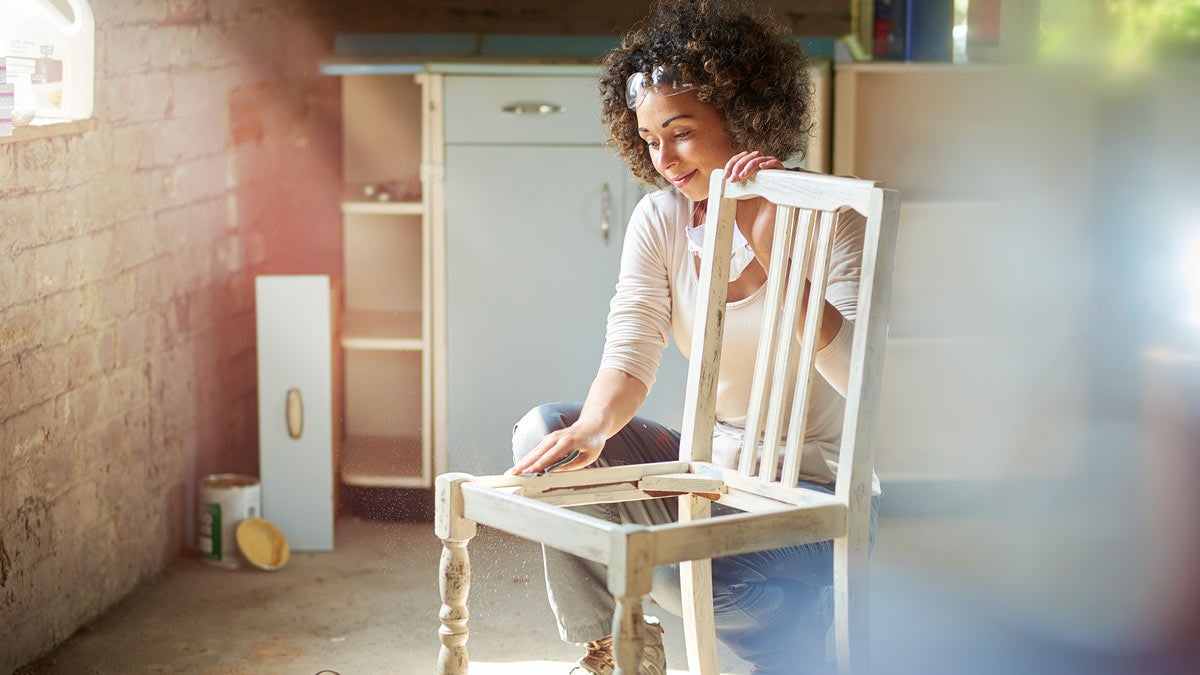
[436,169,900,674]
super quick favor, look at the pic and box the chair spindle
[739,204,803,476]
[781,209,838,487]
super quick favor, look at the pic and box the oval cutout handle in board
[286,388,303,439]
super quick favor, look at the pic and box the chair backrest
[678,169,900,505]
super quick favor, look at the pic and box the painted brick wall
[0,1,341,669]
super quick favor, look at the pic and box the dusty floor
[13,490,1188,675]
[14,509,753,675]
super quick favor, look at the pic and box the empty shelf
[341,200,424,215]
[341,310,424,351]
[341,434,426,488]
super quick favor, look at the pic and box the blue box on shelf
[874,0,954,62]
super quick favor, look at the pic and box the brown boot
[568,615,666,675]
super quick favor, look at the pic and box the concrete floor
[13,490,1189,675]
[13,510,752,675]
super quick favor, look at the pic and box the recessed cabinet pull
[286,388,304,440]
[601,183,612,244]
[501,103,564,115]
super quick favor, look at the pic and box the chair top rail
[719,169,880,214]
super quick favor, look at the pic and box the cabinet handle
[601,183,611,244]
[501,103,564,115]
[286,388,304,440]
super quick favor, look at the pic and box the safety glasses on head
[625,65,695,109]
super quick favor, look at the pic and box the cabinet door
[255,275,334,550]
[445,145,686,474]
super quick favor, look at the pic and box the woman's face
[634,88,736,202]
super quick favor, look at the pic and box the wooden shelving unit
[335,73,433,488]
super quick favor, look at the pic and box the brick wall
[0,0,842,669]
[0,1,341,669]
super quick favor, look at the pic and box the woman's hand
[724,149,783,183]
[507,369,648,476]
[724,150,783,270]
[507,421,607,476]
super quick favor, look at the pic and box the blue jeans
[512,402,880,674]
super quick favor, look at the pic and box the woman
[508,1,880,673]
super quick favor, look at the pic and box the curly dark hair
[600,0,813,188]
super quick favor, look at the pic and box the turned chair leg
[438,536,473,674]
[436,474,478,675]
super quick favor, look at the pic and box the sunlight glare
[1185,231,1200,327]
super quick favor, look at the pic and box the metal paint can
[197,474,262,568]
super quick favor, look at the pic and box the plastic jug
[0,0,94,122]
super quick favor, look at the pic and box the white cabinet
[437,73,689,475]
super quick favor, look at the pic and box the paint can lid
[200,473,260,490]
[235,518,290,571]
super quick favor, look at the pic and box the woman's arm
[507,368,648,475]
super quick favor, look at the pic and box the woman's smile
[671,169,697,188]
